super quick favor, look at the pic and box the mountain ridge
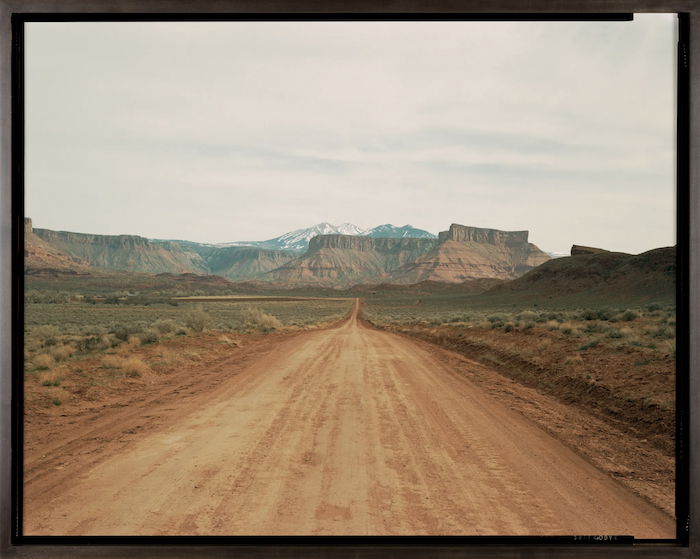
[25,219,549,287]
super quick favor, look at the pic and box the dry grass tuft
[50,344,74,362]
[127,336,141,348]
[121,357,150,378]
[39,370,62,387]
[218,335,240,346]
[102,355,123,369]
[33,353,55,370]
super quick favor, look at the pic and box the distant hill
[218,222,364,252]
[23,219,90,272]
[363,224,436,239]
[33,227,210,275]
[205,246,298,280]
[389,224,550,284]
[265,224,550,288]
[479,246,676,307]
[219,222,435,251]
[25,219,551,288]
[267,235,439,287]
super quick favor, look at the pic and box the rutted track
[24,299,674,537]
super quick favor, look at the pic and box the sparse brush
[154,349,182,368]
[583,322,606,334]
[653,326,675,340]
[138,329,159,345]
[620,310,639,321]
[50,344,74,362]
[516,311,538,322]
[487,314,507,325]
[121,357,150,378]
[184,349,201,361]
[219,335,240,346]
[127,336,141,347]
[101,355,123,369]
[563,354,584,367]
[578,341,599,351]
[154,318,179,334]
[184,307,212,333]
[34,324,60,344]
[606,328,624,339]
[40,371,62,387]
[242,306,282,332]
[33,353,55,370]
[660,339,676,355]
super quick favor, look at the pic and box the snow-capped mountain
[218,222,436,252]
[264,222,366,251]
[363,224,436,239]
[219,223,366,252]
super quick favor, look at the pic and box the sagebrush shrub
[242,307,282,332]
[184,307,211,332]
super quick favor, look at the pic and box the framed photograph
[2,1,696,558]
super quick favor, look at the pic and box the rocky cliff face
[268,235,439,287]
[269,226,549,287]
[438,224,529,246]
[207,246,299,280]
[25,220,552,288]
[33,228,210,274]
[393,225,550,284]
[24,220,90,271]
[307,234,438,253]
[27,223,301,280]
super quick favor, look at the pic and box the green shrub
[242,306,282,332]
[138,329,159,345]
[606,328,624,339]
[620,310,639,321]
[583,323,606,334]
[33,353,55,370]
[516,311,538,322]
[184,307,212,333]
[154,318,179,334]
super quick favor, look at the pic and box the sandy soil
[24,300,674,537]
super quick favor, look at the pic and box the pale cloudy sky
[25,16,677,254]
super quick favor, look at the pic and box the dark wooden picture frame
[1,2,696,558]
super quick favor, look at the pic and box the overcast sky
[25,16,677,254]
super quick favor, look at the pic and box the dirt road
[24,299,675,537]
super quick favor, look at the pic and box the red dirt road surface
[24,299,674,537]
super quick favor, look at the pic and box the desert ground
[23,298,675,537]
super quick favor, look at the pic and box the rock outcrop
[392,225,550,284]
[24,219,90,271]
[571,245,611,256]
[269,235,438,287]
[268,225,549,287]
[32,228,210,275]
[438,224,529,246]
